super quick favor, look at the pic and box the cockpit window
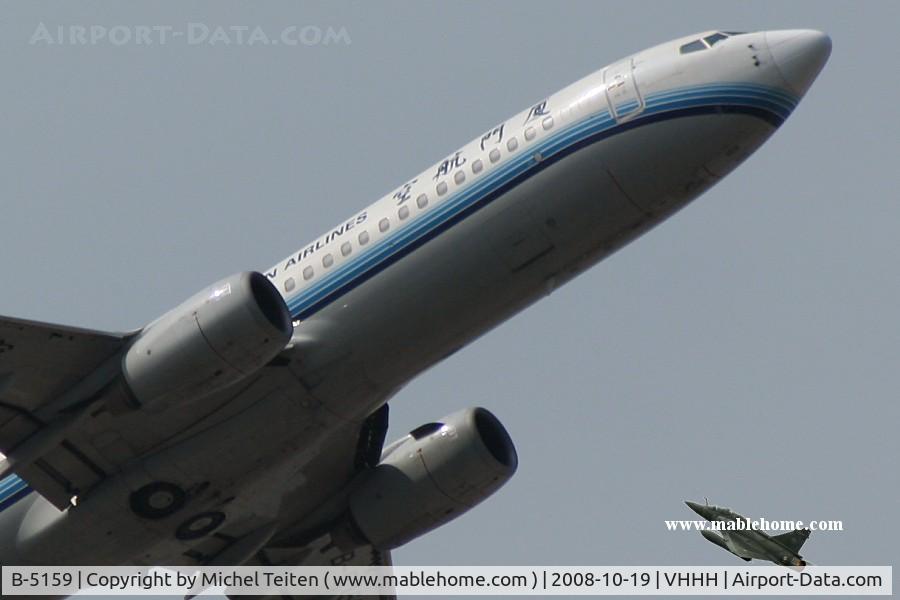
[679,39,708,54]
[704,32,728,46]
[680,31,736,54]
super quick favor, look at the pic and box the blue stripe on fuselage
[0,474,33,513]
[283,83,795,320]
[0,474,25,494]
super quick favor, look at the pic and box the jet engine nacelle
[122,271,293,409]
[348,407,518,550]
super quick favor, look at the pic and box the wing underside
[0,314,130,508]
[0,312,394,589]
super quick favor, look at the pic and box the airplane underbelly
[298,139,651,409]
[602,113,775,215]
[285,111,781,421]
[6,367,350,565]
[184,111,791,545]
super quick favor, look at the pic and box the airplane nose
[685,501,707,517]
[765,29,831,97]
[685,500,718,521]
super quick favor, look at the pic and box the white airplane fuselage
[0,29,830,567]
[265,28,817,419]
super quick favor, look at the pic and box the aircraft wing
[0,314,129,419]
[0,308,365,512]
[0,312,393,581]
[734,545,771,561]
[0,314,132,507]
[718,532,770,561]
[771,528,811,554]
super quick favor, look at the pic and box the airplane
[685,500,812,566]
[0,27,830,589]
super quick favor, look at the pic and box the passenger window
[398,205,410,220]
[507,137,518,152]
[322,253,334,268]
[379,217,390,232]
[489,148,501,163]
[303,266,314,280]
[472,159,483,174]
[524,127,536,141]
[416,193,428,209]
[436,181,448,196]
[341,241,352,256]
[358,230,370,245]
[284,277,295,292]
[454,171,465,185]
[542,116,554,131]
[679,39,707,54]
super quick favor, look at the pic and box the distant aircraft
[0,27,829,591]
[686,500,811,566]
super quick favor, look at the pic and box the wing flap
[0,314,129,508]
[15,442,109,508]
[0,401,41,453]
[0,314,128,432]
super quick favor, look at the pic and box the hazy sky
[1,1,897,597]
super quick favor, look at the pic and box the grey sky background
[1,0,898,596]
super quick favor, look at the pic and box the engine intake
[348,407,517,549]
[122,271,292,409]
